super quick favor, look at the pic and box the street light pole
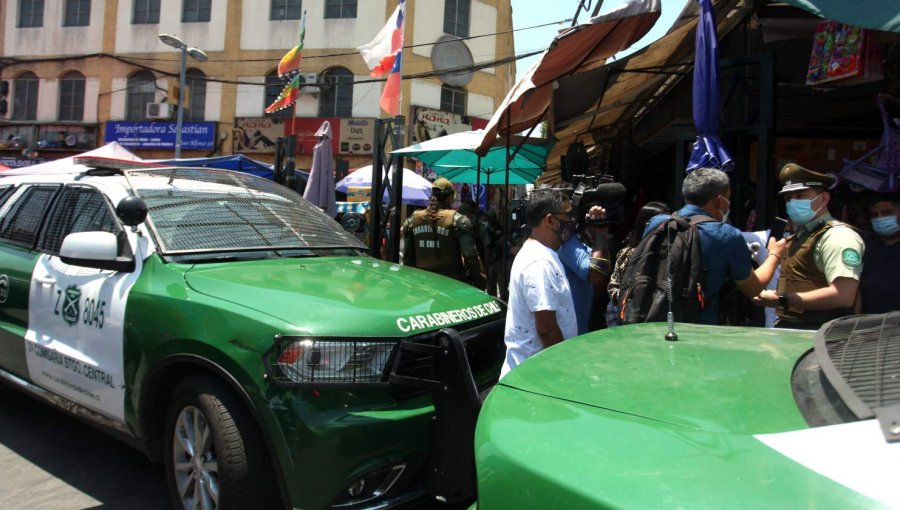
[158,34,207,159]
[176,46,187,159]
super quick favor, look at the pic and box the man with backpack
[620,168,786,325]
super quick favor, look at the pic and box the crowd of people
[396,164,900,372]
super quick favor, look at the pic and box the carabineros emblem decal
[63,285,81,327]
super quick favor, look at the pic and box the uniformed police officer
[754,163,864,329]
[401,178,487,288]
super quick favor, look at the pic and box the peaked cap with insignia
[778,163,837,195]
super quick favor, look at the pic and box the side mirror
[60,231,135,272]
[116,196,148,227]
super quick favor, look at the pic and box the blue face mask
[872,215,900,237]
[786,195,821,224]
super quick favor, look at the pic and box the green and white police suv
[0,162,505,510]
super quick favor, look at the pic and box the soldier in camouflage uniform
[401,178,487,289]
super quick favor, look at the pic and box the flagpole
[397,0,406,122]
[292,10,306,149]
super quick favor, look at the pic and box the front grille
[815,312,900,419]
[389,317,505,398]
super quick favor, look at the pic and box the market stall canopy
[393,130,551,183]
[539,0,746,182]
[0,142,145,176]
[153,154,310,183]
[431,164,541,185]
[335,165,432,207]
[475,0,661,156]
[780,0,900,33]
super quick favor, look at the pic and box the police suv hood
[499,322,812,435]
[183,256,501,336]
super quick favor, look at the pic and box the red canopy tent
[476,0,661,156]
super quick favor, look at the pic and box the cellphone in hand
[769,217,788,241]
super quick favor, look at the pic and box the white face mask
[718,195,731,223]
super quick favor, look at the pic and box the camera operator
[558,205,612,334]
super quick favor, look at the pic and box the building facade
[0,0,515,171]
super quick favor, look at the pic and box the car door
[25,184,144,423]
[0,184,60,379]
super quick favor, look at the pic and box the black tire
[164,376,276,510]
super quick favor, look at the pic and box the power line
[116,18,570,64]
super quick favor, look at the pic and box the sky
[510,0,691,82]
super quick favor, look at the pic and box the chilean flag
[358,0,405,116]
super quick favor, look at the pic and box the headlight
[269,338,397,384]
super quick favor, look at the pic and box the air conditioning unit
[298,73,319,93]
[146,102,170,120]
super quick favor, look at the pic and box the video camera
[561,142,626,230]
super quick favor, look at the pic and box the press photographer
[558,142,627,333]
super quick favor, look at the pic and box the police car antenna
[664,219,678,342]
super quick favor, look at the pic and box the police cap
[778,163,836,195]
[432,178,455,196]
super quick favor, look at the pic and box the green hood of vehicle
[499,322,813,435]
[183,256,501,336]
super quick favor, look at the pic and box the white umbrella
[335,165,432,207]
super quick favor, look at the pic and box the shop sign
[104,121,215,150]
[0,157,49,168]
[233,118,285,154]
[286,117,341,155]
[411,106,488,143]
[339,119,375,155]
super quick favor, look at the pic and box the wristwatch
[778,294,789,311]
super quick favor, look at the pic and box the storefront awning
[779,0,900,33]
[539,0,746,184]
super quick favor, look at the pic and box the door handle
[34,276,56,286]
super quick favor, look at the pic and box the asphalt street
[0,384,167,509]
[0,385,468,510]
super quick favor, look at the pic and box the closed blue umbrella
[686,0,734,173]
[303,120,337,217]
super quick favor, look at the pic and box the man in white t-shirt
[501,188,579,376]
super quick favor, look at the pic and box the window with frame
[58,72,85,122]
[132,0,160,24]
[0,185,58,247]
[63,0,90,27]
[264,71,292,118]
[184,69,207,122]
[440,85,465,115]
[126,71,157,121]
[41,186,119,255]
[182,0,211,23]
[270,0,301,20]
[13,72,39,121]
[18,0,44,27]
[443,0,470,37]
[318,67,353,118]
[325,0,356,19]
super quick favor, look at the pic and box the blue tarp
[154,155,309,183]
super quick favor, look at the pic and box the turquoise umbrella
[430,164,541,185]
[392,129,550,185]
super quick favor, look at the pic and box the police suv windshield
[125,167,365,255]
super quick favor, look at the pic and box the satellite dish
[65,134,77,147]
[341,212,364,233]
[431,35,474,87]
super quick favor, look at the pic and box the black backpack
[618,214,714,324]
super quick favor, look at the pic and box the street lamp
[158,33,208,159]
